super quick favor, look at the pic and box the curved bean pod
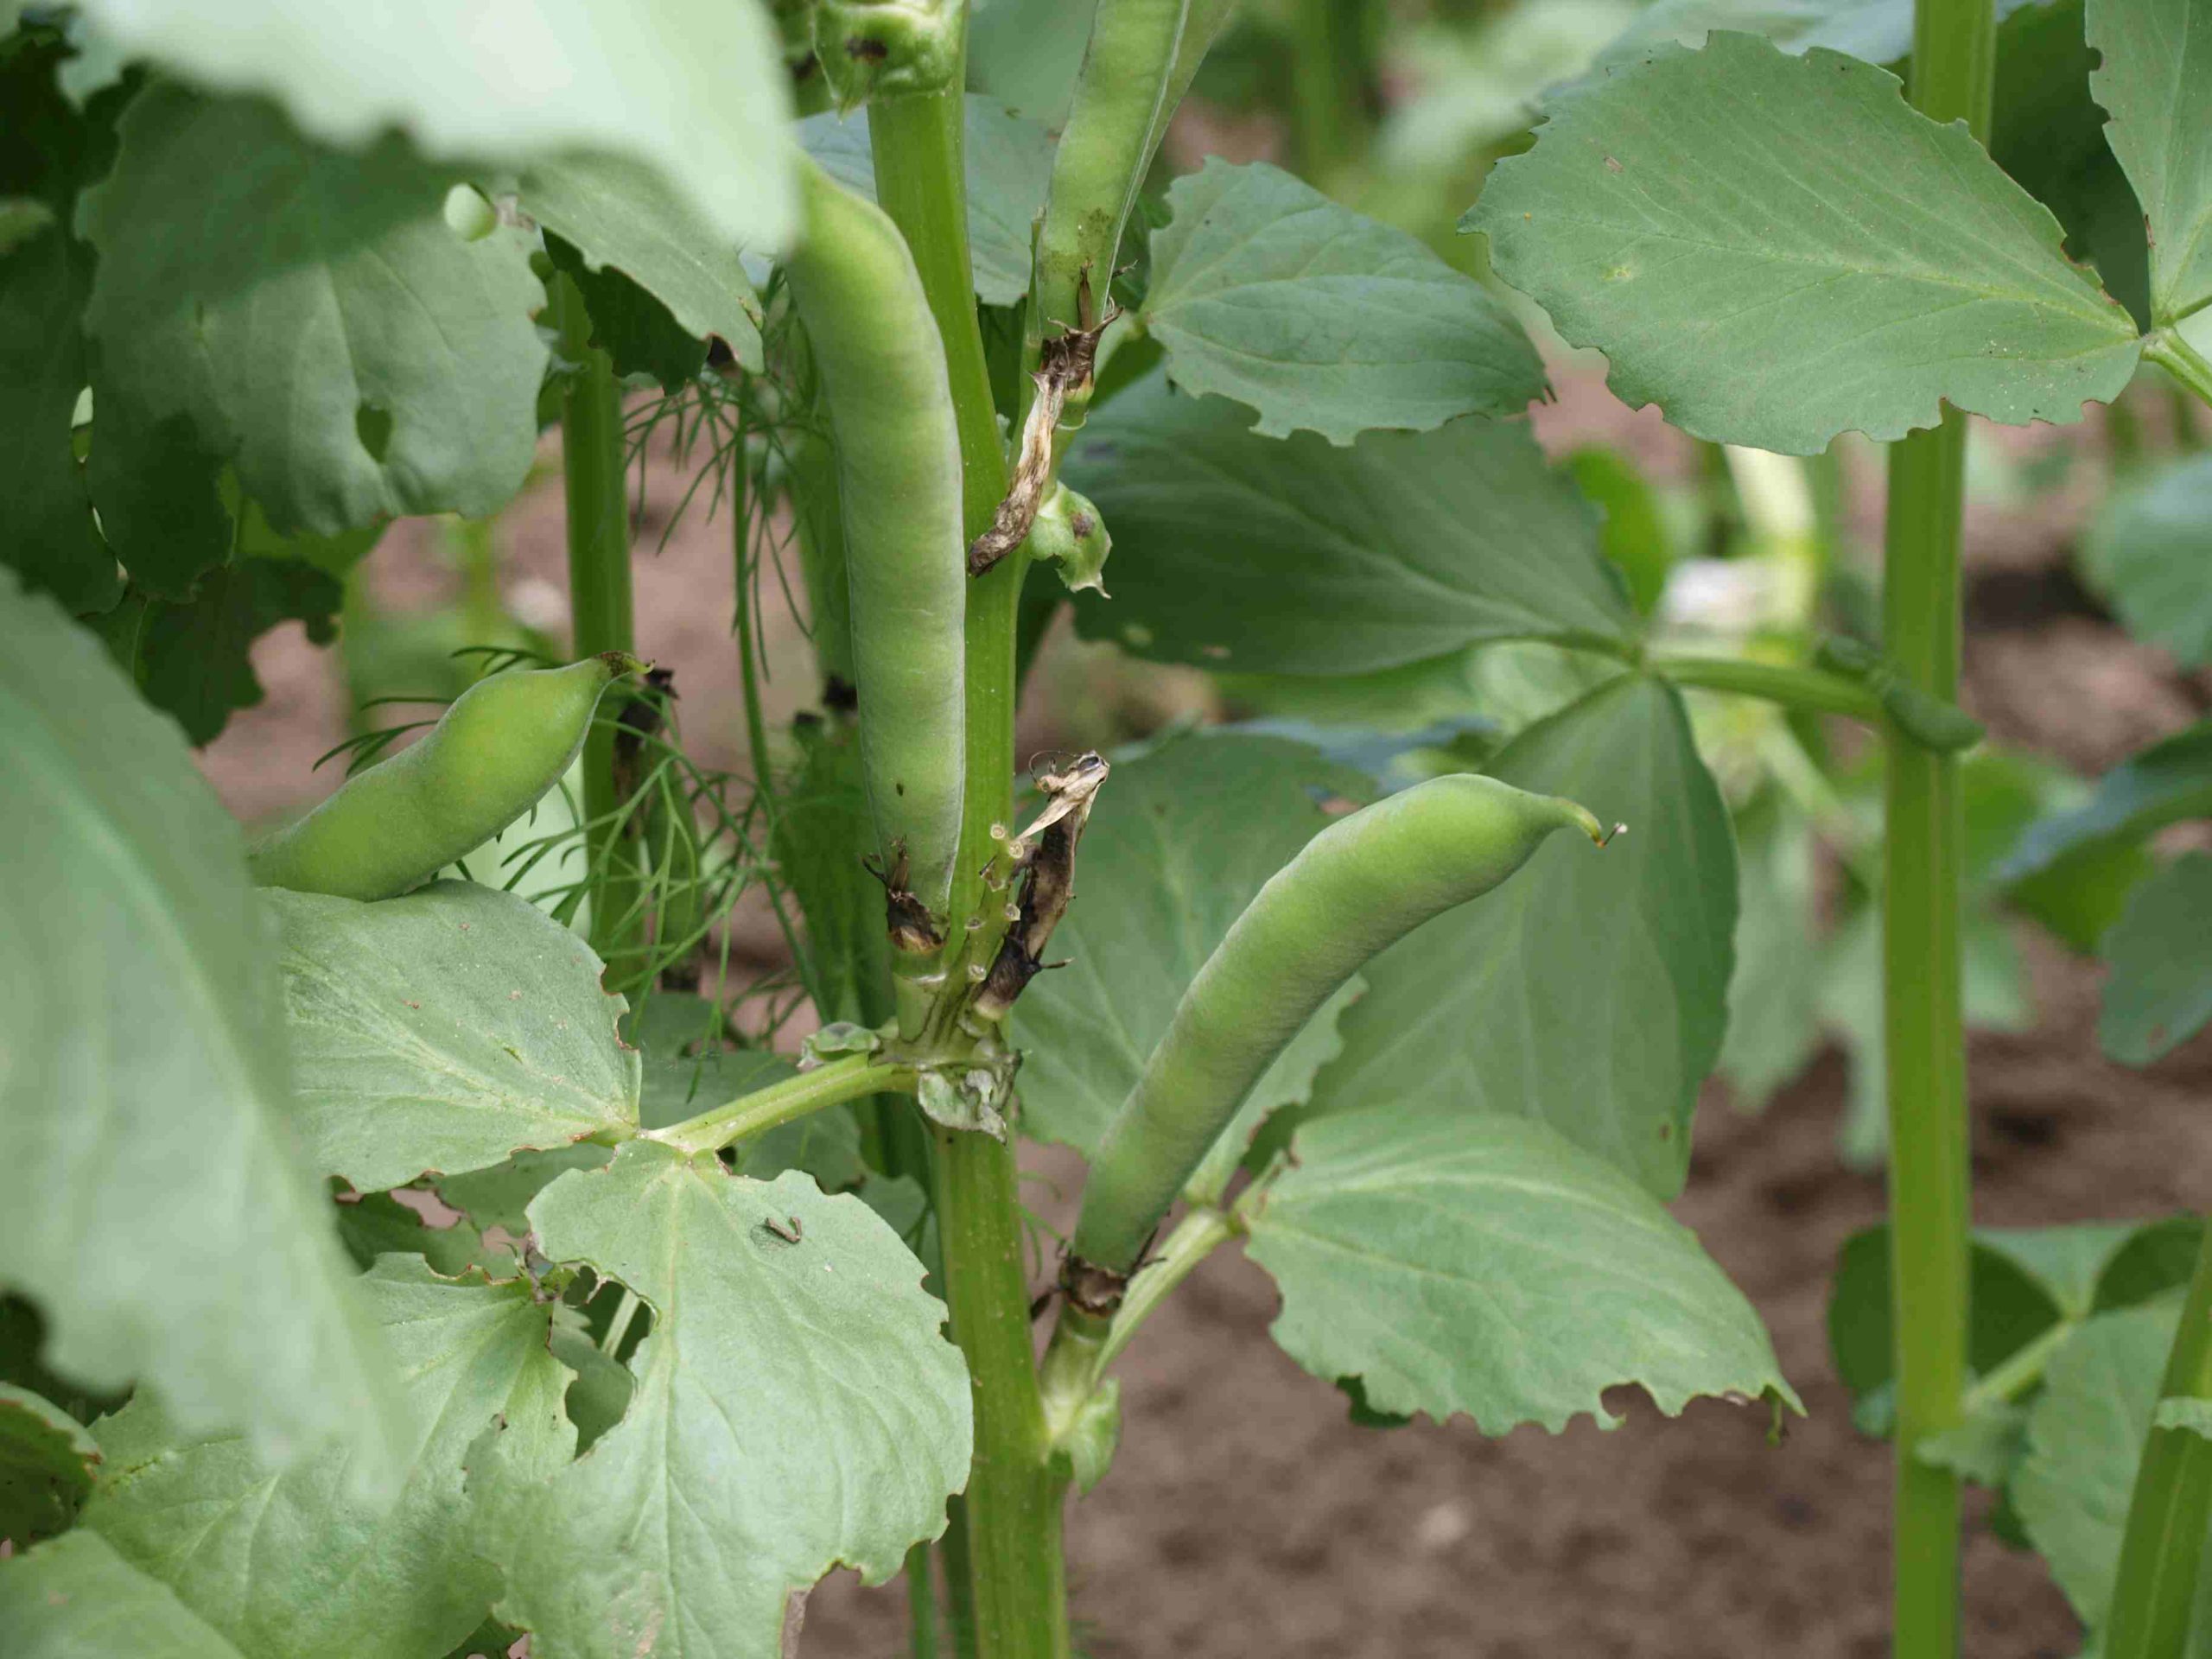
[250,654,639,903]
[785,156,968,921]
[1071,773,1609,1277]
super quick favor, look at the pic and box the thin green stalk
[905,1541,943,1659]
[1883,9,1991,1654]
[645,1052,916,1154]
[1648,652,1885,728]
[1959,1319,2075,1417]
[551,274,645,982]
[868,54,1064,1659]
[2148,333,2212,412]
[1287,0,1365,185]
[2101,1217,2212,1659]
[940,1497,981,1659]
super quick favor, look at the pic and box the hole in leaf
[355,403,393,462]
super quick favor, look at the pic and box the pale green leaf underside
[274,881,639,1194]
[81,86,548,543]
[1291,676,1736,1198]
[2098,852,2212,1066]
[75,0,796,251]
[518,154,765,372]
[1064,372,1635,675]
[0,1531,250,1659]
[0,570,398,1473]
[2081,452,2212,670]
[1141,157,1548,443]
[487,1141,970,1659]
[0,1382,100,1547]
[796,99,1053,308]
[1014,732,1372,1162]
[86,1259,575,1659]
[2156,1397,2212,1436]
[1468,32,2141,454]
[2014,1302,2179,1628]
[2088,0,2212,326]
[1245,1109,1798,1433]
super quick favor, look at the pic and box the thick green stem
[868,56,1065,1659]
[931,1126,1071,1659]
[2101,1217,2212,1659]
[552,274,645,982]
[645,1052,915,1155]
[1649,653,1885,728]
[1287,0,1365,184]
[1883,6,1990,1652]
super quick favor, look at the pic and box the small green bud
[1029,483,1112,597]
[815,0,958,111]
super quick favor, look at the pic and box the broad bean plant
[3,1,2210,1656]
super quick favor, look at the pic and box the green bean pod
[249,654,640,903]
[784,156,968,919]
[1071,773,1608,1277]
[1033,0,1192,335]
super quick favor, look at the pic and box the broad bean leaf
[272,881,639,1193]
[335,1192,510,1279]
[2081,453,2212,671]
[1013,733,1372,1172]
[1587,0,2046,72]
[1998,719,2212,886]
[75,0,795,251]
[1286,676,1734,1198]
[484,1141,970,1658]
[0,1383,100,1547]
[2014,1302,2183,1628]
[1718,794,1822,1110]
[1062,373,1636,675]
[1828,1217,2202,1440]
[2099,853,2212,1065]
[1243,1110,1798,1432]
[1467,33,2141,454]
[519,155,764,378]
[796,99,1053,307]
[81,86,547,592]
[0,1530,252,1659]
[87,1259,576,1659]
[967,0,1100,125]
[2088,0,2212,326]
[0,571,398,1471]
[1137,158,1547,443]
[0,226,111,612]
[130,557,343,747]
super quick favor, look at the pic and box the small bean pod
[1033,0,1192,335]
[249,654,640,903]
[1071,773,1609,1278]
[785,157,968,921]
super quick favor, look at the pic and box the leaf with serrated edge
[86,1258,575,1659]
[1467,33,2141,454]
[1141,158,1546,442]
[74,0,793,251]
[2088,0,2212,326]
[1014,732,1372,1168]
[1063,372,1634,675]
[518,154,764,372]
[80,87,547,582]
[0,1382,100,1547]
[0,569,399,1473]
[1244,1110,1798,1432]
[484,1141,970,1658]
[1286,676,1734,1198]
[796,100,1053,308]
[2014,1302,2179,1627]
[1998,718,2212,886]
[0,1530,251,1659]
[274,881,639,1193]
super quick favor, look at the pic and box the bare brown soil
[195,384,2212,1659]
